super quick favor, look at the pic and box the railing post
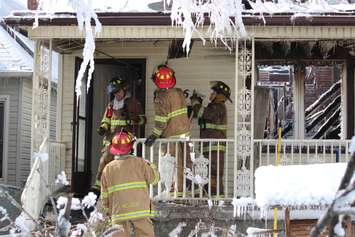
[234,38,254,198]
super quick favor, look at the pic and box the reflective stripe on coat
[152,88,190,138]
[101,156,159,224]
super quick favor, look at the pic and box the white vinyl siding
[18,78,32,186]
[60,55,75,179]
[0,96,9,184]
[0,78,19,186]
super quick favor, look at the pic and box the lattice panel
[32,40,52,154]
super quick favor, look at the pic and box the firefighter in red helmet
[101,129,159,237]
[191,81,232,196]
[145,64,191,193]
[93,75,146,191]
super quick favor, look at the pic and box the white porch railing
[134,138,236,200]
[254,139,352,167]
[133,138,352,200]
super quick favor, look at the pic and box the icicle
[208,199,213,210]
[170,0,247,54]
[34,0,101,101]
[232,197,238,217]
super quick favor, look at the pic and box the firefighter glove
[190,90,204,106]
[145,134,158,147]
[97,124,109,136]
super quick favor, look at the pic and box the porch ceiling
[52,38,179,53]
[12,25,355,42]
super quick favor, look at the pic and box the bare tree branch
[309,152,355,237]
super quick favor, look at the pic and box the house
[0,1,58,187]
[4,0,354,195]
[3,0,355,234]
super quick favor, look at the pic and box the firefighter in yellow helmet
[191,81,232,196]
[93,75,146,190]
[101,130,159,237]
[145,64,191,193]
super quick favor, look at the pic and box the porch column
[234,38,255,198]
[31,40,52,162]
[346,60,355,138]
[293,65,305,139]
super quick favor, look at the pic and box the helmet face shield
[107,84,119,94]
[107,76,129,95]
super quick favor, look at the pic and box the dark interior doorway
[71,58,146,196]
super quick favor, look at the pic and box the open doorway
[71,58,146,196]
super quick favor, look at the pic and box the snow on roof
[39,0,161,13]
[0,0,26,18]
[10,0,355,16]
[255,163,354,208]
[0,27,32,73]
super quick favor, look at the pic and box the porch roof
[5,11,355,27]
[6,12,355,42]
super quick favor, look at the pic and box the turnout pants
[114,218,155,237]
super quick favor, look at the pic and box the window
[256,64,343,139]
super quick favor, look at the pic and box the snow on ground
[255,163,354,209]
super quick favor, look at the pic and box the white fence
[133,138,352,200]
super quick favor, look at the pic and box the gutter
[5,12,355,27]
[0,71,33,78]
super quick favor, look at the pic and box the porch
[29,36,355,198]
[4,16,353,199]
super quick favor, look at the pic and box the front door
[71,58,93,196]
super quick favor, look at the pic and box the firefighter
[101,130,159,237]
[93,76,146,190]
[144,64,191,193]
[191,81,232,196]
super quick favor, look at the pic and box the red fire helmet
[152,65,176,89]
[109,130,135,155]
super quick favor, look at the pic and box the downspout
[47,39,52,142]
